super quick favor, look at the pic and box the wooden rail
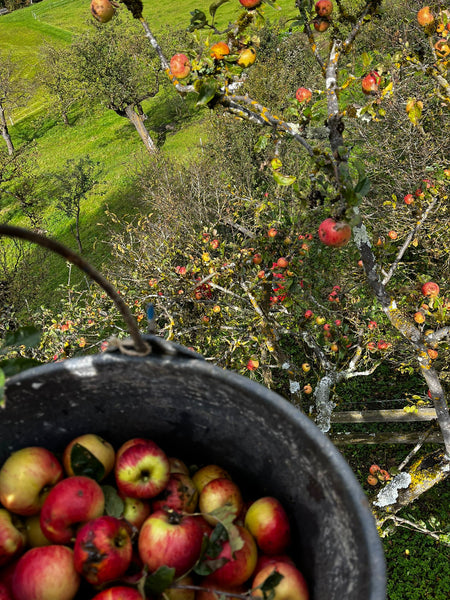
[329,407,444,445]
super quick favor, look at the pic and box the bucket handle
[0,224,151,356]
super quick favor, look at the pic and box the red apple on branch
[138,510,204,577]
[361,71,381,94]
[244,497,291,555]
[40,476,105,544]
[12,545,80,600]
[315,0,333,17]
[417,6,434,27]
[73,516,133,586]
[170,54,191,80]
[295,88,312,103]
[318,218,351,247]
[421,281,439,297]
[239,0,262,8]
[115,439,170,499]
[0,447,64,516]
[210,42,230,60]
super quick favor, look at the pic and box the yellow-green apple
[0,509,26,567]
[361,71,381,94]
[114,439,170,499]
[237,48,257,67]
[0,447,64,516]
[12,545,80,600]
[169,457,190,475]
[138,510,205,577]
[170,54,191,80]
[210,42,230,60]
[239,0,262,8]
[315,1,333,17]
[24,514,52,548]
[251,561,309,600]
[73,516,132,586]
[163,574,195,600]
[206,525,257,586]
[192,465,232,493]
[196,579,245,600]
[119,494,151,530]
[91,587,144,600]
[91,0,116,23]
[244,497,290,555]
[152,473,198,514]
[63,433,115,481]
[40,475,105,544]
[421,282,439,297]
[318,218,351,247]
[295,88,312,103]
[199,478,244,526]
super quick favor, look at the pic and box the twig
[398,425,436,472]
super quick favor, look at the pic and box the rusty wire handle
[0,224,150,355]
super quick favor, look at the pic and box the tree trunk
[0,103,15,155]
[124,105,157,154]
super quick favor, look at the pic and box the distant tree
[53,156,100,253]
[38,43,81,126]
[69,16,161,154]
[0,52,24,155]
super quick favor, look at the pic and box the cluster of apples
[0,435,309,600]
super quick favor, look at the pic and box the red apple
[73,516,133,586]
[91,587,144,600]
[295,87,312,103]
[315,0,333,17]
[313,18,330,32]
[152,473,198,513]
[138,510,204,577]
[115,439,170,499]
[244,497,290,555]
[239,0,262,8]
[255,554,295,573]
[0,447,64,516]
[192,465,232,493]
[0,582,13,600]
[199,478,244,526]
[12,546,80,600]
[403,193,414,205]
[91,0,116,23]
[318,218,351,247]
[361,71,381,94]
[0,509,26,567]
[120,495,151,530]
[63,433,115,481]
[421,282,439,297]
[40,476,105,544]
[170,54,191,80]
[251,561,309,600]
[276,257,289,269]
[207,525,258,586]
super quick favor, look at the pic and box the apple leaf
[70,443,105,482]
[354,176,371,198]
[189,9,208,31]
[144,565,176,596]
[207,505,244,554]
[209,0,230,19]
[254,571,284,600]
[196,79,219,106]
[272,171,297,187]
[2,326,41,350]
[102,485,125,518]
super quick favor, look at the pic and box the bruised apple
[152,473,198,513]
[91,0,116,23]
[63,434,115,481]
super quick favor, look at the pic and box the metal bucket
[1,335,386,600]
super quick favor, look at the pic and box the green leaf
[361,52,372,68]
[0,357,42,377]
[144,565,176,596]
[102,485,125,518]
[196,79,218,106]
[70,443,105,481]
[209,0,230,19]
[3,326,41,349]
[189,9,208,31]
[273,171,297,187]
[355,176,371,197]
[256,571,284,600]
[254,134,270,153]
[207,504,244,555]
